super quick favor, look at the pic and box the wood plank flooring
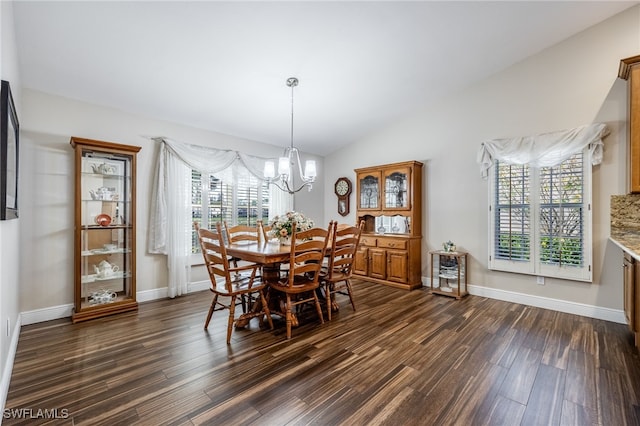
[4,280,640,425]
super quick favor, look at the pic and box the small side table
[429,250,468,299]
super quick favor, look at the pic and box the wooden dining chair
[321,220,364,320]
[195,222,273,344]
[224,220,264,311]
[269,221,333,339]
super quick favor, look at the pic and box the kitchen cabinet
[618,55,640,193]
[623,251,640,347]
[353,161,423,290]
[70,137,140,323]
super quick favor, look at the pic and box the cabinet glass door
[358,172,381,210]
[384,167,410,210]
[80,150,133,309]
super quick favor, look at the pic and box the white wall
[18,90,325,314]
[324,6,640,314]
[0,0,21,413]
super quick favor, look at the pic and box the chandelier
[263,77,317,194]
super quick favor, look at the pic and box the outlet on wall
[536,276,545,285]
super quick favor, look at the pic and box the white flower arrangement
[267,211,315,243]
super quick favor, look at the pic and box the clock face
[336,179,350,196]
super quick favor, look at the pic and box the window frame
[488,147,592,282]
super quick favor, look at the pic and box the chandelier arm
[282,179,312,194]
[265,177,311,194]
[292,148,306,182]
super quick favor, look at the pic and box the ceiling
[12,1,638,156]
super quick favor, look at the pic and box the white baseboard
[20,283,211,326]
[137,287,168,303]
[422,278,626,324]
[21,279,625,326]
[20,304,73,326]
[1,315,22,413]
[188,280,211,293]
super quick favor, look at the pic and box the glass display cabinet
[70,137,140,323]
[353,161,423,290]
[430,250,468,299]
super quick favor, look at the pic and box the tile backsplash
[611,194,640,230]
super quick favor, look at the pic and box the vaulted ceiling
[12,1,637,155]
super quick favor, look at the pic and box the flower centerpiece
[267,211,315,244]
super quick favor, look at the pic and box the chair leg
[313,292,324,325]
[345,279,356,311]
[204,293,218,329]
[226,296,236,344]
[259,289,274,330]
[285,294,293,340]
[325,282,332,321]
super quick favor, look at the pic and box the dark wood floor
[4,280,640,425]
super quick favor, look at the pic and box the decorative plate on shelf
[95,214,112,226]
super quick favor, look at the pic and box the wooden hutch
[353,161,423,290]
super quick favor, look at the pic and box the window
[489,149,592,281]
[191,170,269,253]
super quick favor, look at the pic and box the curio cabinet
[70,137,140,322]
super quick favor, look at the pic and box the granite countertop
[610,227,640,261]
[609,194,640,260]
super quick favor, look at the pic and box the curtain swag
[477,123,609,179]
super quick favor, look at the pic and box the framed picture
[1,80,19,220]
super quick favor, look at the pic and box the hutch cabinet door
[618,56,640,193]
[369,248,387,280]
[353,247,369,276]
[386,250,408,283]
[71,137,140,323]
[624,253,635,328]
[357,171,382,210]
[383,166,411,210]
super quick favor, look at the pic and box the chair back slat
[224,221,260,244]
[327,221,364,279]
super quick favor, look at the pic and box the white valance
[477,123,609,178]
[159,137,271,180]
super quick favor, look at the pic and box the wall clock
[334,177,352,216]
